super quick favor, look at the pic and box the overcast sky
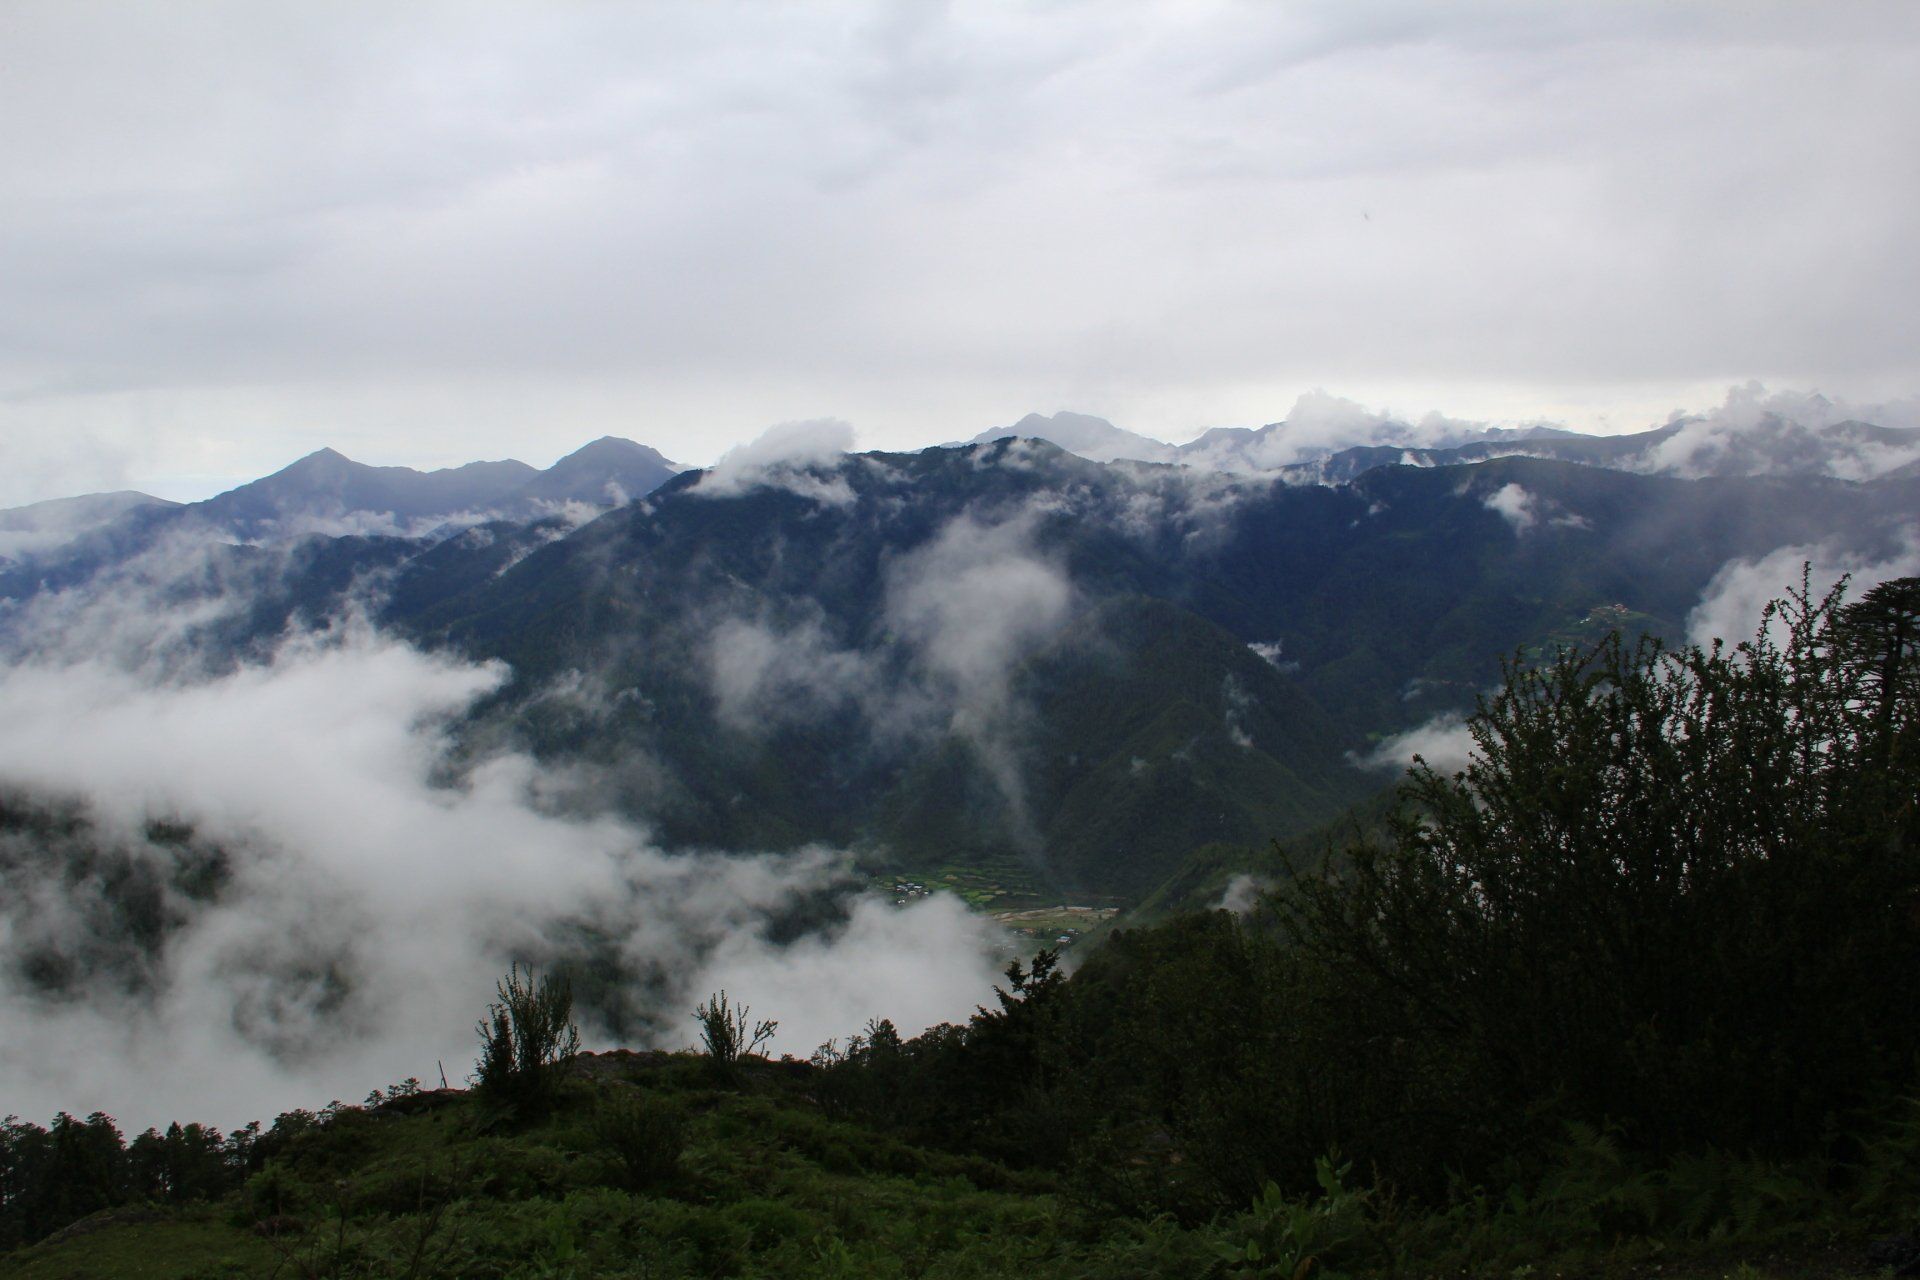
[3,1,1917,505]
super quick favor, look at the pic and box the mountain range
[3,408,1916,906]
[976,405,1920,483]
[0,436,682,571]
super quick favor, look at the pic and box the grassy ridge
[5,1051,1914,1279]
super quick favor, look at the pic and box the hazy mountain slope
[369,440,1915,899]
[0,786,232,999]
[190,448,539,538]
[998,401,1920,483]
[1177,419,1584,475]
[184,437,682,539]
[6,435,1910,903]
[0,438,683,613]
[1251,416,1920,484]
[1018,596,1370,897]
[503,436,684,514]
[0,490,179,563]
[971,411,1178,463]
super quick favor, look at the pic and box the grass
[865,858,1055,911]
[4,1214,277,1279]
[5,1058,1911,1280]
[2,1057,1096,1280]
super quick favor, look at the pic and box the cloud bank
[1352,711,1477,777]
[0,569,1005,1132]
[1645,383,1920,482]
[3,5,1917,495]
[694,418,860,507]
[1687,536,1920,648]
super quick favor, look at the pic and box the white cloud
[0,606,1003,1131]
[1248,639,1298,673]
[1223,673,1256,749]
[694,418,859,506]
[1482,482,1538,532]
[1687,536,1920,648]
[1215,873,1268,915]
[880,509,1075,833]
[1353,711,1477,776]
[884,512,1073,733]
[705,614,877,731]
[1643,382,1920,481]
[2,5,1917,498]
[690,893,1002,1060]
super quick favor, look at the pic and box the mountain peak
[551,436,679,470]
[507,437,685,510]
[292,446,353,465]
[271,447,367,481]
[974,411,1177,464]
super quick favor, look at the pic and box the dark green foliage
[8,1047,1919,1278]
[472,964,581,1119]
[1277,574,1920,1171]
[818,575,1920,1227]
[809,951,1078,1172]
[127,1123,231,1206]
[0,1113,130,1250]
[590,1093,687,1192]
[0,1110,262,1251]
[1212,1157,1375,1278]
[1051,915,1330,1221]
[367,441,1917,903]
[1834,574,1920,774]
[693,990,777,1081]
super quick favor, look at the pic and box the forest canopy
[4,576,1917,1274]
[818,574,1920,1216]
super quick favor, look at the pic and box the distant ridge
[971,412,1176,464]
[980,407,1920,483]
[0,437,688,591]
[507,437,683,514]
[0,490,177,530]
[0,490,180,562]
[172,436,686,539]
[193,449,541,536]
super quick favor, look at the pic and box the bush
[807,574,1920,1224]
[1278,575,1920,1172]
[1214,1156,1377,1279]
[590,1093,687,1193]
[693,990,776,1080]
[473,964,581,1119]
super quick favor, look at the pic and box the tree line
[812,575,1920,1220]
[4,574,1914,1254]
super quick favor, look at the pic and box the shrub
[473,964,581,1118]
[1278,575,1920,1173]
[693,990,776,1079]
[1214,1156,1376,1279]
[591,1093,687,1193]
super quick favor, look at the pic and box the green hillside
[6,1049,1907,1280]
[9,443,1913,909]
[7,577,1918,1279]
[361,446,1919,903]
